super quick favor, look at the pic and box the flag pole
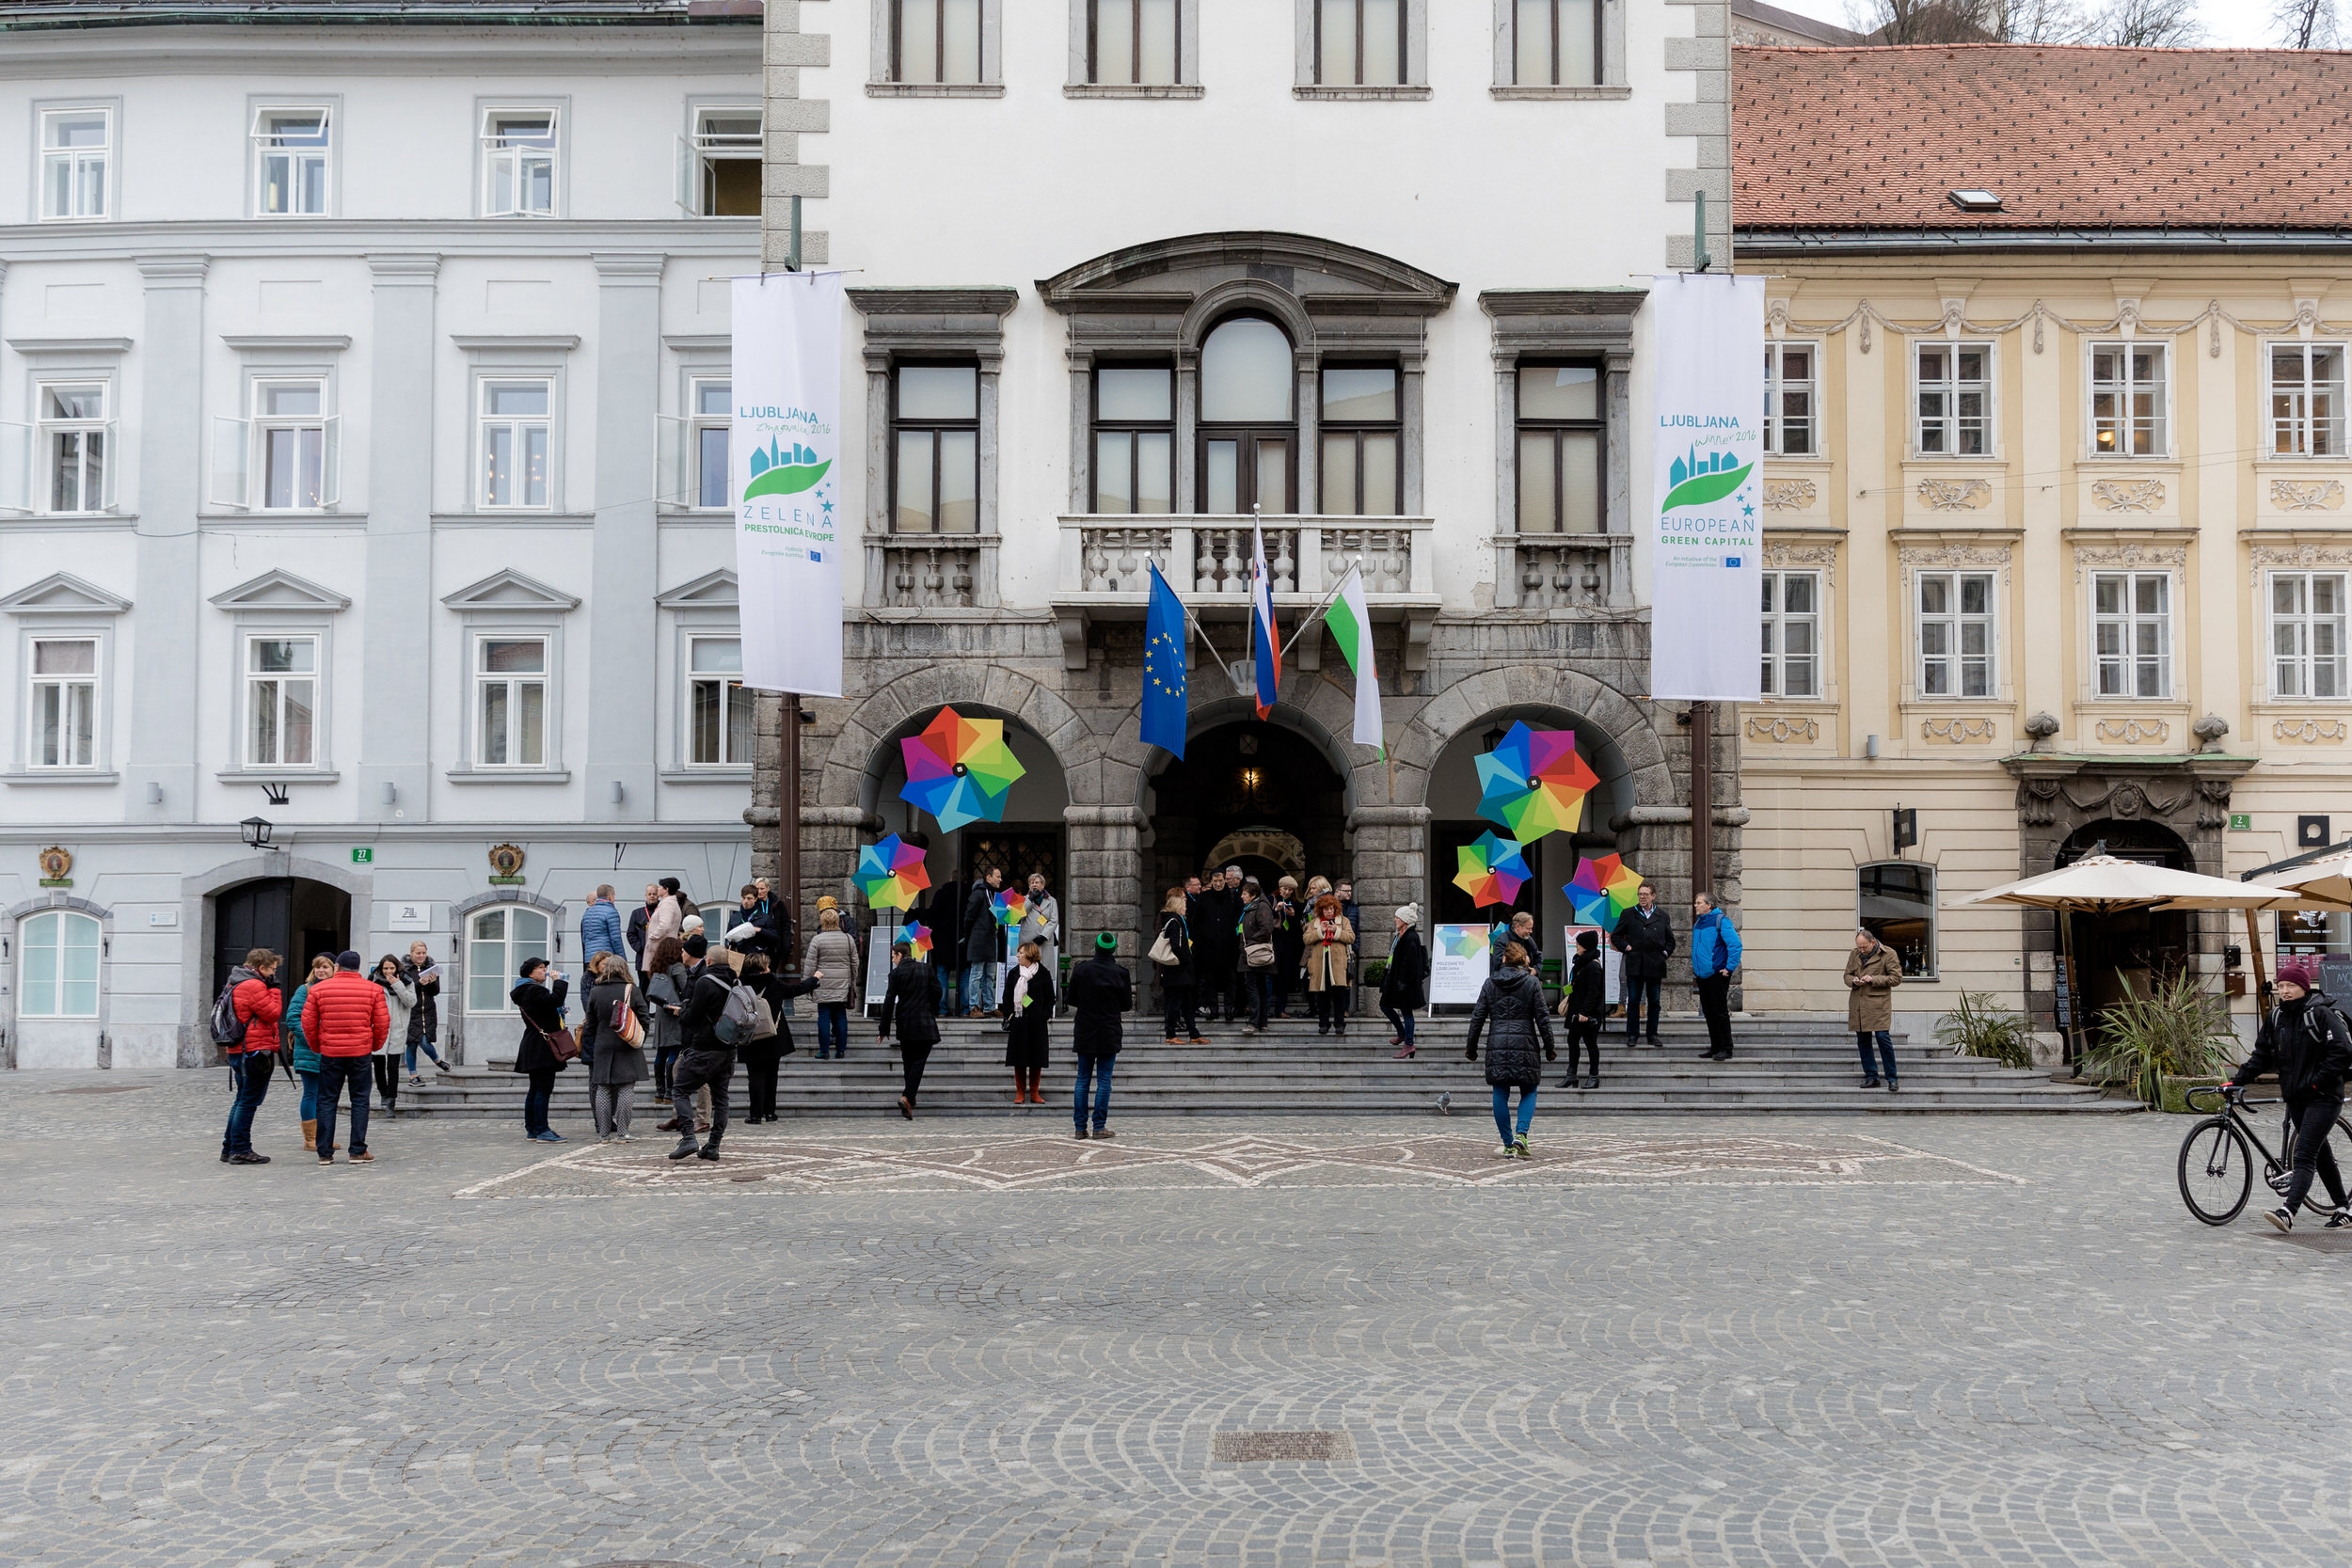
[1150,552,1251,697]
[1279,558,1363,661]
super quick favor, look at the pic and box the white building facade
[0,0,763,1069]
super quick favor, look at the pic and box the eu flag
[1141,559,1188,759]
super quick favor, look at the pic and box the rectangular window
[1759,571,1819,699]
[2092,571,2170,698]
[39,383,109,515]
[896,0,983,84]
[253,106,330,216]
[1915,570,1994,698]
[27,637,97,769]
[1915,342,1991,456]
[255,379,327,510]
[479,379,551,510]
[1858,862,1936,980]
[2090,342,2167,457]
[481,108,558,217]
[1091,0,1179,85]
[1091,365,1173,515]
[475,637,548,768]
[690,107,761,216]
[2272,571,2348,700]
[893,364,979,532]
[1764,342,1814,456]
[687,635,750,766]
[1319,366,1401,516]
[245,634,317,768]
[40,107,111,221]
[2271,343,2346,458]
[691,377,732,510]
[1317,0,1405,87]
[1515,363,1600,533]
[1513,0,1597,87]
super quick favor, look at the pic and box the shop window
[1858,862,1935,980]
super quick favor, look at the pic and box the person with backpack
[1466,938,1556,1159]
[667,933,749,1162]
[286,953,334,1152]
[2232,956,2352,1232]
[216,947,285,1165]
[509,957,572,1143]
[1066,932,1134,1140]
[739,950,820,1123]
[803,906,861,1059]
[303,950,389,1164]
[877,935,943,1118]
[1557,929,1606,1089]
[1690,893,1743,1062]
[577,952,651,1141]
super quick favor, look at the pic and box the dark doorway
[212,879,352,1008]
[2056,819,2192,1048]
[1148,721,1348,895]
[1431,822,1547,930]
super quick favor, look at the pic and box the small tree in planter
[1932,992,2034,1069]
[2083,970,2238,1109]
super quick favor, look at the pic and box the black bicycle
[2177,1083,2352,1226]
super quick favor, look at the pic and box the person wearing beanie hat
[1558,929,1607,1089]
[1381,906,1429,1058]
[1064,932,1133,1139]
[2231,953,2352,1230]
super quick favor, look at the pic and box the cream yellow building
[1734,43,2352,1054]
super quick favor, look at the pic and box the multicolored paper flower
[1475,721,1598,843]
[855,833,931,911]
[992,889,1028,929]
[903,922,933,959]
[1565,853,1645,927]
[1439,925,1491,958]
[1453,831,1532,909]
[898,706,1027,832]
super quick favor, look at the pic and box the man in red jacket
[303,950,389,1164]
[219,948,285,1165]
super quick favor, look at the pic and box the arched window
[466,905,550,1014]
[20,910,101,1018]
[1858,862,1935,979]
[1198,315,1295,515]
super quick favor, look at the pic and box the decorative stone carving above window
[2275,717,2350,744]
[1745,714,1819,743]
[1921,718,1995,744]
[1897,543,2010,571]
[2090,478,2166,514]
[1916,478,1991,511]
[1763,540,1836,586]
[2074,542,2186,584]
[1762,479,1816,512]
[2270,479,2346,512]
[2093,716,2170,745]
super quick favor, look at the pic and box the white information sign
[387,901,432,932]
[1429,924,1492,1008]
[1648,271,1766,702]
[864,918,896,1010]
[732,272,846,698]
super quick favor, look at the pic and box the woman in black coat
[877,939,945,1118]
[1466,939,1556,1159]
[999,939,1056,1104]
[508,958,570,1143]
[1154,888,1203,1045]
[1557,929,1607,1090]
[1380,905,1429,1058]
[739,952,820,1124]
[580,953,651,1141]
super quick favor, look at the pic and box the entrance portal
[2057,819,2192,1049]
[212,878,352,1007]
[1149,722,1348,894]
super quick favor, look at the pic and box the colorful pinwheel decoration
[1438,926,1491,959]
[855,833,931,911]
[898,706,1027,832]
[1453,830,1532,910]
[903,922,933,960]
[992,889,1028,930]
[1475,721,1597,843]
[1565,853,1645,927]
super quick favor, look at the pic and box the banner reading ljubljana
[732,273,845,697]
[1647,272,1766,702]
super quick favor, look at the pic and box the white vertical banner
[1648,272,1766,703]
[732,273,845,697]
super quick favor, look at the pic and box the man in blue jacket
[580,884,625,1068]
[1690,892,1743,1061]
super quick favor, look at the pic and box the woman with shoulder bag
[1000,940,1057,1104]
[580,953,652,1141]
[1152,887,1207,1046]
[509,957,573,1144]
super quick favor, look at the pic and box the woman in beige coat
[803,908,862,1060]
[1302,893,1356,1038]
[1843,927,1904,1092]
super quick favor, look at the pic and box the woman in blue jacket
[1690,893,1743,1062]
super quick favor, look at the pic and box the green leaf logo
[744,459,830,499]
[1661,461,1752,514]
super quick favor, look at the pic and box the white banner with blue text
[1647,273,1765,702]
[732,272,845,697]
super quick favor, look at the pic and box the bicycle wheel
[2178,1117,2253,1226]
[2295,1115,2352,1219]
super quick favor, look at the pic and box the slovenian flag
[1249,522,1279,720]
[1325,562,1382,754]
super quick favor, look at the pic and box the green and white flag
[1326,562,1383,753]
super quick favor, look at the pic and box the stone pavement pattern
[3,1071,2349,1568]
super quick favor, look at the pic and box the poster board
[863,918,898,1010]
[1565,927,1625,1007]
[1430,925,1490,1008]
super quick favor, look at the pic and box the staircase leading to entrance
[406,1015,2126,1118]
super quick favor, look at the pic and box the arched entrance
[211,878,352,1006]
[1147,721,1350,894]
[1423,707,1636,943]
[2058,818,2192,1047]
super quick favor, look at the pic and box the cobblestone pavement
[3,1069,2349,1568]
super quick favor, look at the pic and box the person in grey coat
[580,953,652,1141]
[803,907,862,1060]
[1466,938,1557,1159]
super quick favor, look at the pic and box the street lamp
[241,816,275,850]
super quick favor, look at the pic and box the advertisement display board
[1429,925,1491,1008]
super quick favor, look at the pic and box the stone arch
[1182,277,1317,356]
[175,852,373,1066]
[1132,689,1366,816]
[5,892,113,923]
[822,665,1100,815]
[1200,828,1308,883]
[1392,665,1674,812]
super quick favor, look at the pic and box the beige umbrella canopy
[2249,846,2352,910]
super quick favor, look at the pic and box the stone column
[1064,804,1147,1007]
[1347,804,1428,970]
[128,255,208,828]
[358,255,439,824]
[584,253,665,821]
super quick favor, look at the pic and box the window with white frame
[481,108,558,217]
[894,0,984,84]
[692,377,731,509]
[27,636,98,769]
[474,637,548,768]
[686,107,760,216]
[1316,0,1406,86]
[1092,0,1180,84]
[256,379,331,509]
[1764,342,1814,456]
[253,106,330,216]
[686,635,749,767]
[1091,365,1174,515]
[2092,570,2171,698]
[2090,342,2167,457]
[39,107,111,221]
[892,364,979,532]
[479,379,551,509]
[244,633,318,768]
[1759,570,1819,699]
[2271,571,2347,700]
[1515,363,1600,532]
[1916,570,1994,698]
[1915,341,1991,456]
[466,905,549,1014]
[2271,343,2345,458]
[19,910,100,1018]
[1513,0,1597,86]
[39,383,110,515]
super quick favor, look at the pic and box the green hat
[1095,931,1118,952]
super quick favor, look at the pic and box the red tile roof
[1736,44,2352,232]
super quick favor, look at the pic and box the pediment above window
[209,568,350,613]
[440,568,580,612]
[0,572,130,617]
[654,567,739,610]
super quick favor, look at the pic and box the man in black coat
[1191,871,1232,1022]
[628,882,658,981]
[668,935,745,1163]
[1611,884,1675,1047]
[2231,955,2352,1231]
[1490,909,1543,977]
[876,938,945,1118]
[960,865,1004,1017]
[1065,932,1134,1140]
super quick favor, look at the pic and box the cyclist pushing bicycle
[2228,955,2352,1233]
